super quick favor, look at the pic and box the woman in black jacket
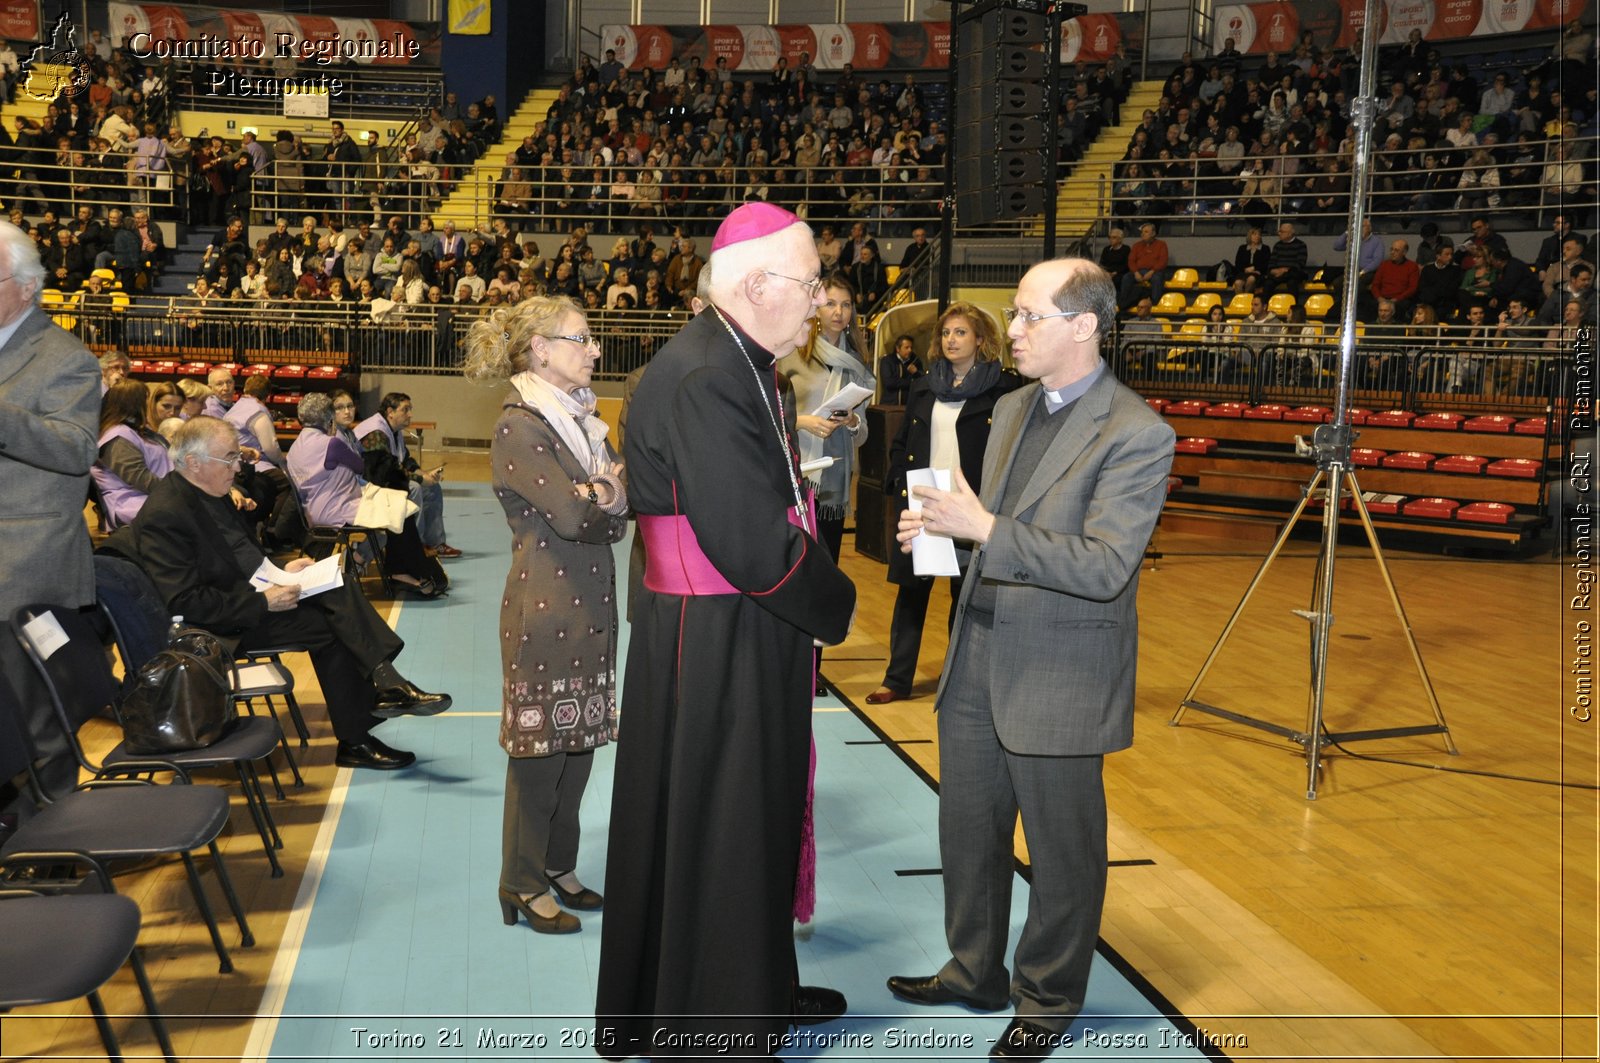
[866,301,1023,704]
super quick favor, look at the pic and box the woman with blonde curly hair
[463,294,628,935]
[866,300,1023,704]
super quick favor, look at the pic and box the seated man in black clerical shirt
[102,416,451,770]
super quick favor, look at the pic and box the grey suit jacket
[0,307,101,618]
[936,368,1175,757]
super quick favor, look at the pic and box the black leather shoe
[990,1018,1063,1060]
[887,974,1008,1011]
[792,985,846,1025]
[373,681,453,719]
[335,738,416,770]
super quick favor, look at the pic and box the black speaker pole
[1042,5,1060,260]
[939,0,960,311]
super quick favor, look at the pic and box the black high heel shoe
[498,887,580,933]
[546,872,604,910]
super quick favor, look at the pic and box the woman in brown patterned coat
[464,295,628,934]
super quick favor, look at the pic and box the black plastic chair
[18,601,288,879]
[5,611,256,973]
[0,852,179,1063]
[94,553,305,790]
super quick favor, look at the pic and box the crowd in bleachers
[1107,209,1594,396]
[494,48,958,230]
[1109,23,1596,230]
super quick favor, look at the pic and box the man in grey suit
[887,257,1175,1060]
[0,220,102,803]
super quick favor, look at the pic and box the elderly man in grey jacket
[0,220,101,803]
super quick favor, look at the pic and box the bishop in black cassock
[596,204,856,1058]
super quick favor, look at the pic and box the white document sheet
[905,468,962,577]
[250,553,344,600]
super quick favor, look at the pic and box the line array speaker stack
[951,1,1085,225]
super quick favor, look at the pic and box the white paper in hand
[905,468,961,577]
[810,382,874,419]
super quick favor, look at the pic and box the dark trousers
[236,580,402,745]
[881,574,963,694]
[0,624,78,805]
[935,613,1107,1030]
[501,751,595,896]
[814,515,846,678]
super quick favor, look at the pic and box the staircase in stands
[433,87,561,230]
[1035,79,1167,242]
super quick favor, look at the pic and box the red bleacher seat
[1366,410,1416,427]
[1147,397,1170,413]
[1351,448,1386,467]
[1203,402,1248,418]
[1413,413,1464,431]
[1403,497,1461,519]
[147,360,177,376]
[1244,404,1289,420]
[1343,492,1407,515]
[215,362,242,375]
[1166,399,1210,416]
[243,364,273,378]
[1174,437,1218,453]
[1283,406,1331,423]
[1383,452,1436,470]
[1514,418,1547,435]
[178,361,211,376]
[270,392,302,407]
[1347,408,1372,424]
[1463,415,1516,433]
[1487,458,1542,478]
[1456,501,1515,524]
[1434,455,1488,474]
[128,359,147,373]
[307,366,341,380]
[273,365,308,379]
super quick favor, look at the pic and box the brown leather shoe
[865,687,907,704]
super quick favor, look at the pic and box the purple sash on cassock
[639,491,815,596]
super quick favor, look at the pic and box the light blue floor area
[267,483,1212,1062]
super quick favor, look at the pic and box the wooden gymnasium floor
[5,449,1594,1062]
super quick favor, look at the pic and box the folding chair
[0,852,179,1063]
[94,553,305,788]
[0,648,254,973]
[19,599,289,878]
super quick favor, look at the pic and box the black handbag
[120,628,233,755]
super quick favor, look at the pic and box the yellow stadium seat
[1166,268,1199,291]
[111,292,131,312]
[1224,292,1255,317]
[1196,279,1230,291]
[1189,292,1222,316]
[1177,320,1205,337]
[91,268,116,282]
[1303,293,1335,319]
[1152,292,1188,316]
[1267,293,1297,317]
[885,265,901,286]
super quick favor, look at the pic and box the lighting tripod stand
[1166,0,1456,799]
[1167,421,1458,800]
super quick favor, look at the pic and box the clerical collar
[1042,363,1104,414]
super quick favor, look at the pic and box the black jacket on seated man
[102,464,449,769]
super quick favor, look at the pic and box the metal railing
[1098,128,1598,234]
[170,60,443,120]
[1113,328,1571,413]
[2,142,180,218]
